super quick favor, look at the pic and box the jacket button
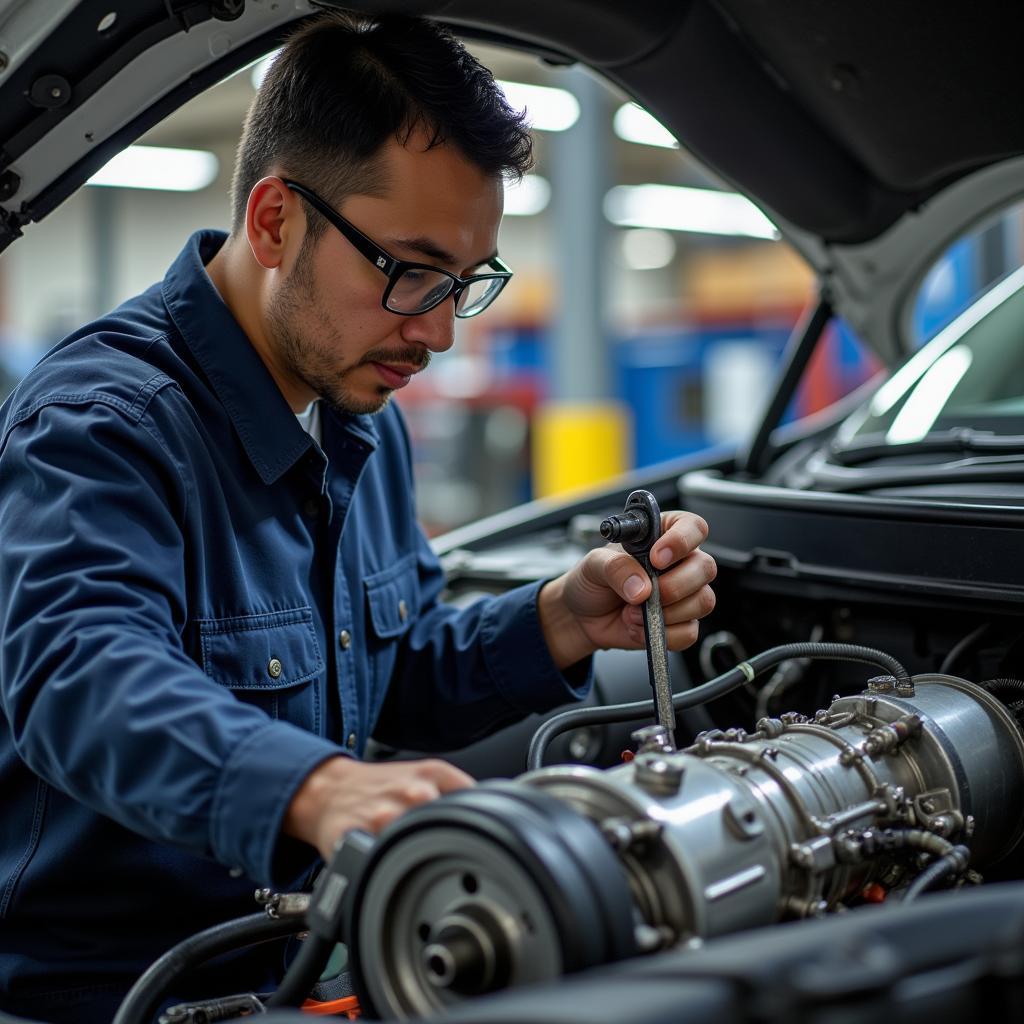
[339,630,352,650]
[398,599,408,622]
[346,732,357,750]
[268,658,283,678]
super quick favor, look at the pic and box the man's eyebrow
[389,236,498,269]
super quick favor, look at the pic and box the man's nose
[400,297,456,354]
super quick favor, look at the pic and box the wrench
[600,489,676,750]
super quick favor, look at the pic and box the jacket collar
[162,230,378,484]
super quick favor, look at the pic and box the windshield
[834,264,1024,449]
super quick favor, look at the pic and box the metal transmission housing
[341,675,1024,1019]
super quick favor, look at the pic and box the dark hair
[230,12,533,236]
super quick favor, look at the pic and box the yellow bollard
[532,401,633,499]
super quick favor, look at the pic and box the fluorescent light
[604,184,778,240]
[614,103,678,148]
[87,146,219,192]
[886,346,973,443]
[504,174,550,216]
[497,80,580,132]
[620,227,676,269]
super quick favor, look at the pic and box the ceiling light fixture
[503,174,551,216]
[620,227,676,269]
[613,103,678,148]
[86,146,219,192]
[604,184,778,240]
[496,80,580,132]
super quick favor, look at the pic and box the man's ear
[245,176,299,269]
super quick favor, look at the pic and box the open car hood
[1,0,1022,364]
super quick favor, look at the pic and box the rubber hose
[526,642,910,771]
[980,678,1024,697]
[265,933,337,1008]
[111,913,301,1024]
[900,846,971,903]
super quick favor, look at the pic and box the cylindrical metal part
[346,675,1024,1018]
[526,674,1024,942]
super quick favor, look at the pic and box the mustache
[359,347,431,371]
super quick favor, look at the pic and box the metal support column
[534,68,630,497]
[90,186,117,318]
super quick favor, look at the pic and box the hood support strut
[737,291,834,478]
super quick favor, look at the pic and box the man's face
[267,133,504,416]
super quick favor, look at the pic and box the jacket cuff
[212,720,342,885]
[480,580,593,713]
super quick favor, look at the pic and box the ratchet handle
[600,490,677,748]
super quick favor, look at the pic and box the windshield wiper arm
[828,428,1024,467]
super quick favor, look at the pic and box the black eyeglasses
[282,179,512,318]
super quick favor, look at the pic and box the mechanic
[0,13,717,1023]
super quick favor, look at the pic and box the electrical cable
[899,845,971,903]
[111,912,302,1024]
[754,624,826,721]
[526,642,910,771]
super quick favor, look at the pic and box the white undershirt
[295,399,323,447]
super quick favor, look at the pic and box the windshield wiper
[828,428,1024,467]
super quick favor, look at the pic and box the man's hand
[283,756,474,861]
[539,510,716,669]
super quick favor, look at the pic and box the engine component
[339,673,1024,1019]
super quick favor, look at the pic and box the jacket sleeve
[0,394,340,885]
[369,409,593,752]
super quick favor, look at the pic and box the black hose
[899,845,971,903]
[980,677,1024,697]
[939,623,990,675]
[111,913,302,1024]
[265,933,337,1008]
[526,642,910,771]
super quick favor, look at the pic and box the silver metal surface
[355,828,564,1019]
[527,674,1024,943]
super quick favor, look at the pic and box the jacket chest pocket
[363,554,419,720]
[197,607,324,735]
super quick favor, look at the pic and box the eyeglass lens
[386,268,504,317]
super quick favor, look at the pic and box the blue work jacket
[0,230,590,1020]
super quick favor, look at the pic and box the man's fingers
[650,511,709,569]
[663,584,717,625]
[417,758,475,791]
[621,550,716,623]
[623,581,716,625]
[665,619,701,651]
[582,546,652,605]
[659,550,717,607]
[366,798,410,835]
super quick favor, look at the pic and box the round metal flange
[346,784,638,1019]
[353,825,564,1018]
